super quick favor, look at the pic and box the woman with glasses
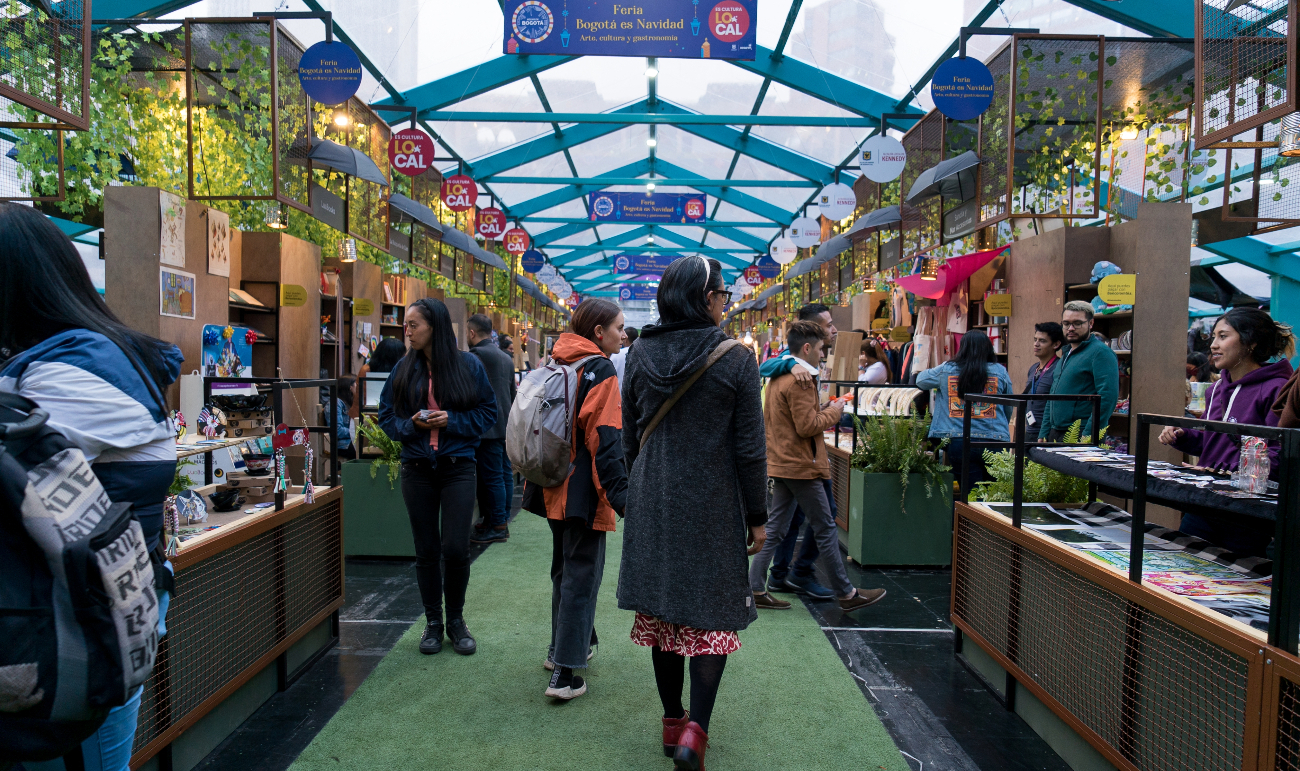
[617,256,766,771]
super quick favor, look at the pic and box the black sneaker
[545,667,587,700]
[470,527,510,544]
[768,575,796,592]
[419,621,443,655]
[447,617,477,655]
[783,574,835,600]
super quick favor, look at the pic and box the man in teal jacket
[1040,301,1119,441]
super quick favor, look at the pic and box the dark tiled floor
[196,512,1070,771]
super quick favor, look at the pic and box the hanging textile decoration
[274,449,289,493]
[164,494,181,557]
[197,407,221,438]
[170,409,186,441]
[302,446,315,503]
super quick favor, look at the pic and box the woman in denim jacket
[916,330,1013,492]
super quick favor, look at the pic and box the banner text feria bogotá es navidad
[503,1,756,60]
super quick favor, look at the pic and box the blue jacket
[758,348,795,379]
[916,361,1013,441]
[377,351,498,463]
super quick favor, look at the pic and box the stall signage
[942,199,980,241]
[520,249,545,273]
[1098,274,1136,305]
[769,236,797,265]
[280,284,308,307]
[931,56,995,120]
[743,267,763,286]
[732,279,753,297]
[389,229,411,262]
[816,183,856,221]
[477,207,507,239]
[298,41,362,106]
[985,293,1013,316]
[441,174,478,212]
[879,237,903,272]
[789,217,820,248]
[871,318,891,330]
[754,255,781,278]
[503,227,531,255]
[502,0,756,61]
[568,292,582,306]
[311,184,346,232]
[388,128,435,177]
[612,253,684,275]
[890,326,913,342]
[353,298,375,316]
[619,285,659,301]
[538,264,558,281]
[858,135,907,183]
[588,191,707,223]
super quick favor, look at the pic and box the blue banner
[520,249,545,273]
[588,191,708,223]
[619,285,659,301]
[612,253,684,275]
[504,0,755,60]
[753,255,781,278]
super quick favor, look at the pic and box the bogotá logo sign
[512,1,554,43]
[592,195,615,218]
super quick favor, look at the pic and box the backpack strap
[639,339,742,451]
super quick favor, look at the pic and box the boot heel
[663,744,675,758]
[673,746,700,770]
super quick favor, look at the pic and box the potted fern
[843,415,954,566]
[972,420,1102,506]
[341,415,414,557]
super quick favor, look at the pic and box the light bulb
[645,66,658,78]
[647,236,655,244]
[646,138,657,147]
[334,112,351,128]
[646,182,656,192]
[338,238,357,263]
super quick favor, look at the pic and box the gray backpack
[506,355,600,488]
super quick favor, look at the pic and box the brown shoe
[754,592,792,610]
[838,588,887,612]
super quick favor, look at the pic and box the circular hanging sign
[477,207,506,239]
[569,292,581,306]
[538,264,557,282]
[684,197,706,220]
[817,182,856,221]
[858,135,908,183]
[503,227,530,255]
[441,174,478,212]
[619,287,633,301]
[789,217,821,249]
[743,267,764,286]
[548,278,569,295]
[769,236,797,265]
[298,41,362,106]
[388,127,434,177]
[931,57,995,121]
[592,195,616,218]
[710,1,750,43]
[520,249,545,273]
[732,279,753,297]
[512,1,555,44]
[754,254,781,278]
[613,255,632,272]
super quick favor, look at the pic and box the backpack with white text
[506,355,600,487]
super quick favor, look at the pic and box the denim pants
[548,518,606,670]
[401,457,477,623]
[475,438,511,528]
[750,477,854,597]
[769,477,835,582]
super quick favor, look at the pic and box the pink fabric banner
[895,245,1009,300]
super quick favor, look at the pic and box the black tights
[650,647,728,733]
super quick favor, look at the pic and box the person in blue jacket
[379,298,497,657]
[916,330,1013,494]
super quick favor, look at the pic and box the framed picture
[160,267,196,319]
[207,207,230,277]
[160,190,186,267]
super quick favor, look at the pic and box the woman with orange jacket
[523,298,629,700]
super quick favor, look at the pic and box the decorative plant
[850,415,950,514]
[356,414,402,489]
[168,457,199,495]
[972,420,1106,504]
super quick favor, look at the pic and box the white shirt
[611,346,630,385]
[858,362,888,384]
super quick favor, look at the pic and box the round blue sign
[619,287,632,301]
[614,255,631,272]
[931,57,995,121]
[754,255,781,279]
[520,249,545,273]
[299,41,363,106]
[592,195,615,218]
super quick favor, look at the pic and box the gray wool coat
[616,324,768,632]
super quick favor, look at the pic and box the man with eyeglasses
[1039,301,1119,442]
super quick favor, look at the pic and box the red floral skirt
[630,613,741,656]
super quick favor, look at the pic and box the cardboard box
[222,471,275,488]
[225,417,270,429]
[227,425,273,437]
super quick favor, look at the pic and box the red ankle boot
[673,721,709,771]
[661,711,690,757]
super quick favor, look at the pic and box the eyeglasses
[1061,320,1090,329]
[712,290,733,305]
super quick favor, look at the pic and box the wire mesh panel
[276,27,311,213]
[0,124,63,201]
[901,111,943,258]
[0,0,89,129]
[954,509,1256,771]
[341,98,391,251]
[1009,35,1104,219]
[943,115,980,242]
[976,43,1014,230]
[1196,0,1295,146]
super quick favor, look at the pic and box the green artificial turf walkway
[290,511,909,771]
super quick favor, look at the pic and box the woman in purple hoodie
[1159,307,1295,556]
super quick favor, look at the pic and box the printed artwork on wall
[207,208,231,277]
[160,190,186,267]
[160,267,196,318]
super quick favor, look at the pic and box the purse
[638,339,742,450]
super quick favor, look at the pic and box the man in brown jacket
[748,321,886,613]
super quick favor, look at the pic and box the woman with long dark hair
[916,330,1012,492]
[0,203,182,771]
[618,256,767,770]
[379,298,497,656]
[522,298,628,700]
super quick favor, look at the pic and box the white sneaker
[545,672,587,700]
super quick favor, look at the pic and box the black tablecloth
[1027,447,1277,522]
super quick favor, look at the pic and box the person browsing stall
[1039,301,1119,442]
[1023,322,1064,442]
[467,314,517,545]
[859,339,890,384]
[917,330,1013,492]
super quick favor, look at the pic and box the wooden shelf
[1095,311,1132,319]
[1067,282,1098,291]
[971,323,1008,329]
[230,301,275,314]
[380,322,403,329]
[1114,350,1132,356]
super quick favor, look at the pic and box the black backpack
[0,393,159,762]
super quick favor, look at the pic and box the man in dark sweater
[468,314,518,543]
[1023,321,1063,442]
[1040,302,1118,441]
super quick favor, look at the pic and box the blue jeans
[769,478,835,583]
[475,438,511,528]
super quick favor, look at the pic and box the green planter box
[342,459,414,557]
[840,469,954,567]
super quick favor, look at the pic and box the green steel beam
[90,0,196,17]
[1061,0,1191,38]
[892,0,1006,111]
[544,222,655,255]
[487,176,817,187]
[524,217,782,227]
[374,54,577,113]
[464,103,657,179]
[1199,236,1300,336]
[653,161,791,245]
[301,0,403,101]
[420,111,880,127]
[729,45,926,122]
[548,245,753,255]
[517,161,653,225]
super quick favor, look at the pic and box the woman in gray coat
[617,255,768,771]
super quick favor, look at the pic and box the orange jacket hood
[553,332,605,364]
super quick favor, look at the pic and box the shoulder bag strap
[638,339,742,451]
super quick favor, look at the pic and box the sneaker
[544,645,597,671]
[767,575,795,592]
[838,588,887,612]
[470,527,510,544]
[783,575,835,600]
[418,621,443,655]
[447,617,477,655]
[545,667,587,700]
[753,592,792,610]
